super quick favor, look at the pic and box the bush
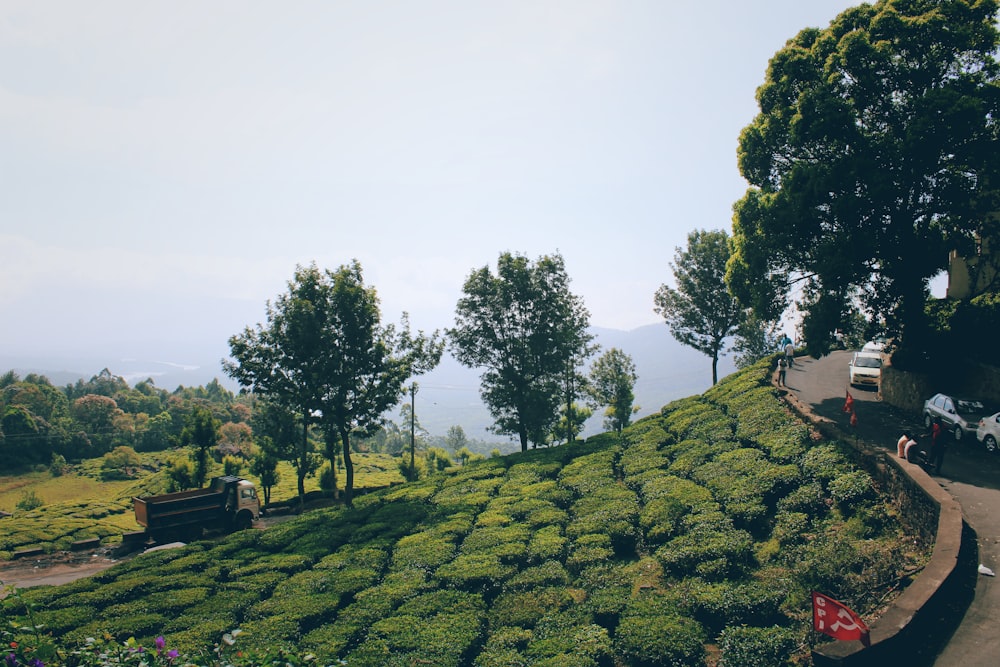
[16,490,44,511]
[223,455,243,477]
[614,612,705,666]
[829,470,876,511]
[718,625,799,667]
[488,586,574,629]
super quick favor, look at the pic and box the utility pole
[409,382,418,480]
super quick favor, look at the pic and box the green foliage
[2,359,927,667]
[654,229,747,386]
[16,489,44,511]
[448,251,594,451]
[730,0,999,347]
[615,603,706,666]
[588,347,639,434]
[829,470,877,512]
[222,455,243,477]
[718,624,799,667]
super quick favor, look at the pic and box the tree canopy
[728,0,1000,354]
[654,229,745,385]
[448,252,593,451]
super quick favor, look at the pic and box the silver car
[977,413,1000,454]
[923,393,991,442]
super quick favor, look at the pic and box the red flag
[812,591,870,646]
[842,390,854,413]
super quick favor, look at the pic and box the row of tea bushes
[6,357,925,666]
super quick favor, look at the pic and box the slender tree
[449,252,594,451]
[654,229,745,385]
[588,347,639,435]
[225,264,328,508]
[252,398,315,507]
[728,0,1000,353]
[181,405,218,487]
[444,425,469,452]
[315,262,443,506]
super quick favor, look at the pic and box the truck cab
[227,477,261,529]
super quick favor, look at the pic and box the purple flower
[166,649,179,663]
[5,652,17,667]
[29,660,43,667]
[155,636,166,654]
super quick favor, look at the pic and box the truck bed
[133,477,237,529]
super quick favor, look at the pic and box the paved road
[784,351,1000,666]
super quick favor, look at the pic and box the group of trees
[0,369,247,471]
[224,255,645,507]
[726,0,999,357]
[656,0,999,373]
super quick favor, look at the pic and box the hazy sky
[1,1,864,364]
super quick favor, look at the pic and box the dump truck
[131,475,260,544]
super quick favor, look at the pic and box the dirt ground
[0,547,126,590]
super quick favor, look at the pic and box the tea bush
[718,624,799,667]
[525,524,569,562]
[2,358,928,666]
[614,610,706,667]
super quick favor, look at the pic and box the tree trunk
[324,431,339,499]
[296,411,309,510]
[711,353,719,386]
[341,428,355,507]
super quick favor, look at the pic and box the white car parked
[977,412,1000,454]
[848,351,882,388]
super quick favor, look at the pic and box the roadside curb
[775,372,975,666]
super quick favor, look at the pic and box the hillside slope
[10,360,922,666]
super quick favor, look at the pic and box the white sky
[0,0,864,362]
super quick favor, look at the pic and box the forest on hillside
[0,368,506,505]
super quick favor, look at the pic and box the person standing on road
[930,419,945,474]
[777,357,788,386]
[784,340,795,367]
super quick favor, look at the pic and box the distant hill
[0,324,737,441]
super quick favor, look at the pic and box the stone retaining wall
[777,376,975,667]
[881,358,1000,415]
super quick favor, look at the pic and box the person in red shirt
[929,419,945,474]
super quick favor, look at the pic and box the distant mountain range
[1,324,737,443]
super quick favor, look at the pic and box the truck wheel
[235,511,253,531]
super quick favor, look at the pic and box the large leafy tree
[588,347,638,435]
[728,0,1000,354]
[449,252,594,451]
[654,229,746,385]
[226,261,442,506]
